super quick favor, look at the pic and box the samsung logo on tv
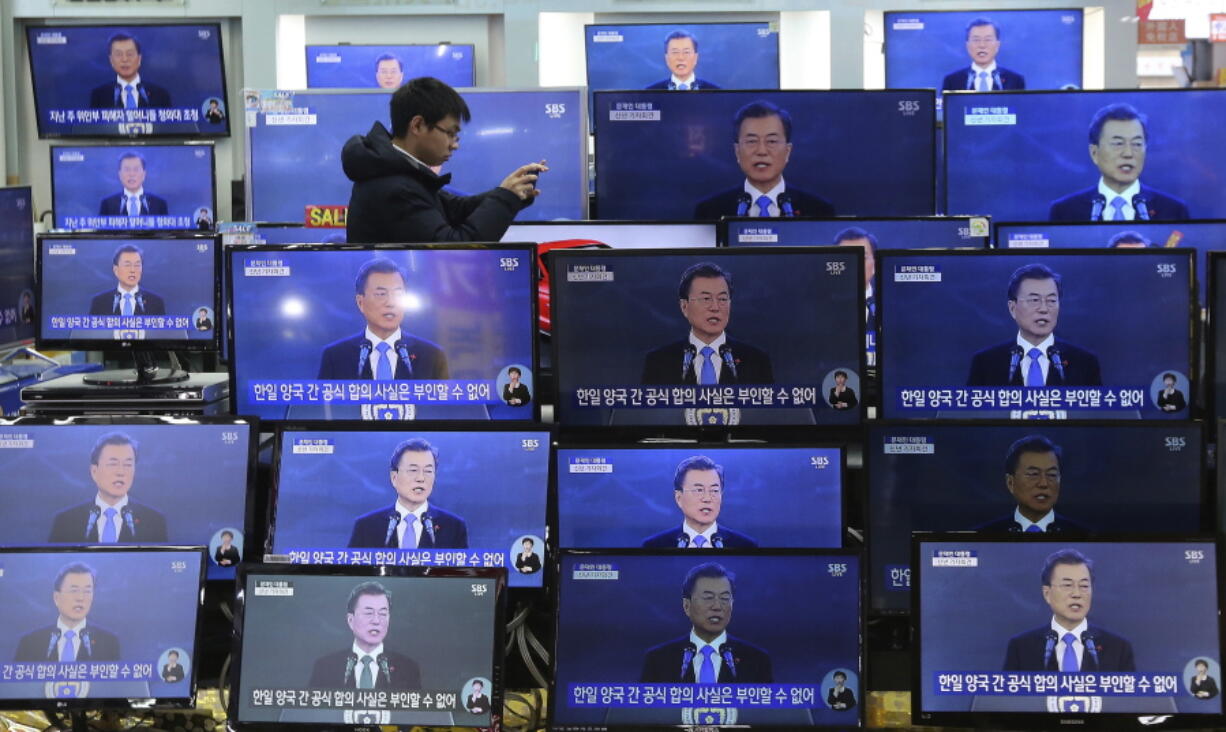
[57,151,85,163]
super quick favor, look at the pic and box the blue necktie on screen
[976,71,989,91]
[1061,633,1078,672]
[1025,348,1043,387]
[127,195,139,217]
[101,508,117,542]
[400,514,416,548]
[1110,196,1127,221]
[698,646,716,683]
[756,195,771,217]
[60,630,76,662]
[1026,525,1042,533]
[692,535,706,548]
[699,346,716,385]
[121,293,134,317]
[359,655,374,689]
[375,342,392,380]
[124,84,136,109]
[677,82,690,91]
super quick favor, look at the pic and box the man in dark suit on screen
[97,152,169,218]
[640,262,774,386]
[14,563,121,663]
[88,33,172,109]
[316,257,449,381]
[645,30,721,91]
[941,18,1025,92]
[693,101,834,220]
[464,679,491,714]
[640,562,773,683]
[309,582,421,690]
[48,432,168,544]
[1003,549,1135,672]
[348,438,468,550]
[88,244,166,317]
[976,435,1089,534]
[642,455,758,549]
[1049,103,1189,222]
[966,263,1101,387]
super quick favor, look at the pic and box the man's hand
[500,160,548,200]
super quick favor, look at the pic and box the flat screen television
[0,186,35,350]
[504,220,717,250]
[1206,252,1226,420]
[306,44,475,89]
[26,23,230,138]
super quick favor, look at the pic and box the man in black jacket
[342,76,546,243]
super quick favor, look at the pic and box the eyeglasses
[363,287,405,304]
[681,486,722,498]
[737,136,787,151]
[686,295,731,308]
[59,587,94,597]
[1103,139,1146,152]
[431,124,462,142]
[358,610,390,620]
[1051,581,1092,593]
[101,460,135,469]
[116,261,142,270]
[396,467,435,478]
[1016,295,1059,309]
[694,592,733,606]
[1019,469,1060,483]
[110,50,140,60]
[967,36,999,44]
[667,49,696,57]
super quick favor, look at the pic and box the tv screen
[553,550,863,729]
[1208,252,1226,420]
[26,24,230,139]
[995,219,1226,306]
[594,89,936,220]
[555,444,843,549]
[306,44,475,89]
[944,89,1226,220]
[271,425,550,588]
[0,546,205,708]
[0,186,35,350]
[231,565,503,728]
[51,144,217,232]
[914,537,1222,727]
[884,10,1083,92]
[36,233,219,351]
[550,248,865,427]
[504,221,717,249]
[226,244,537,422]
[253,224,347,245]
[585,23,779,92]
[245,89,586,223]
[868,421,1204,613]
[877,249,1194,420]
[0,418,255,581]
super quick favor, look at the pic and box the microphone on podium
[735,192,752,217]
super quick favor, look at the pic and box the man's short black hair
[1007,263,1063,301]
[732,100,792,143]
[55,562,97,592]
[168,650,180,658]
[832,226,878,254]
[521,537,534,547]
[390,76,471,139]
[664,30,698,52]
[1004,434,1061,475]
[355,257,407,295]
[677,262,732,300]
[965,18,1001,40]
[375,53,404,71]
[117,152,146,171]
[107,32,141,55]
[221,530,234,540]
[834,370,848,379]
[1088,103,1148,146]
[673,455,725,492]
[1196,658,1210,668]
[507,366,522,377]
[347,581,391,613]
[1108,231,1150,248]
[91,431,138,465]
[112,244,143,267]
[389,437,438,472]
[682,562,735,598]
[472,679,484,688]
[1041,548,1094,586]
[833,670,847,681]
[1163,372,1177,382]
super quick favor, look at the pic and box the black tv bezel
[303,43,478,89]
[0,184,36,353]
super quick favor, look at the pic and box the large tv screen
[1207,252,1226,420]
[306,44,475,89]
[550,248,865,427]
[868,422,1204,613]
[553,551,863,729]
[226,244,537,422]
[271,425,550,588]
[555,444,843,549]
[585,23,779,93]
[914,537,1222,728]
[944,89,1226,220]
[51,144,216,232]
[593,89,936,220]
[877,249,1194,420]
[884,10,1083,92]
[504,221,717,249]
[26,24,230,139]
[0,186,35,350]
[245,89,586,223]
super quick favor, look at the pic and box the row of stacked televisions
[0,416,1223,729]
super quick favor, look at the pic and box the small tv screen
[594,89,936,220]
[0,546,205,709]
[868,422,1204,613]
[226,244,537,422]
[0,418,255,581]
[504,221,717,249]
[555,444,843,549]
[245,89,586,223]
[914,537,1222,728]
[232,565,504,729]
[553,550,863,729]
[36,233,219,352]
[26,24,230,139]
[550,248,865,427]
[944,89,1226,220]
[884,10,1083,92]
[51,144,217,232]
[877,249,1194,420]
[585,23,779,93]
[271,425,550,588]
[0,186,35,350]
[306,44,475,89]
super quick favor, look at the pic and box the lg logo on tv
[545,103,567,119]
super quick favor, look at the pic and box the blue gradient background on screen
[586,23,778,91]
[306,45,474,88]
[727,217,988,249]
